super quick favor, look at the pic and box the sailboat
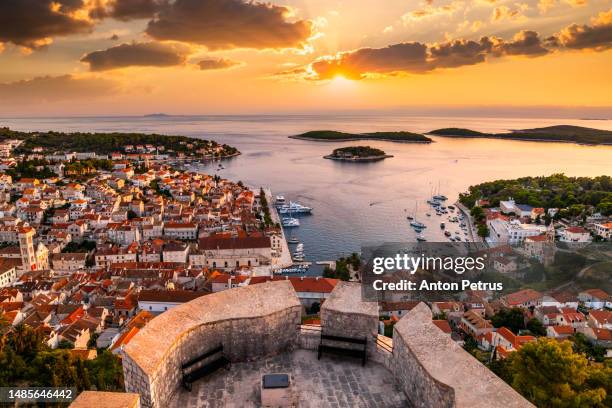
[409,202,426,229]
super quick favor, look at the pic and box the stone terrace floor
[170,349,410,408]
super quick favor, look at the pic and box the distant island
[0,127,240,158]
[290,130,432,143]
[324,146,393,162]
[428,125,612,145]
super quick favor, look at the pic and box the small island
[428,125,612,145]
[324,146,393,162]
[291,130,432,143]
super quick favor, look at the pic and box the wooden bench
[317,333,367,366]
[181,344,230,391]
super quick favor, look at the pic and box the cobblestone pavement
[171,349,409,408]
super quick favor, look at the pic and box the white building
[593,222,612,240]
[137,290,206,313]
[488,219,549,245]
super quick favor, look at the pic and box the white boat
[275,195,286,206]
[288,236,299,244]
[294,243,304,253]
[282,217,300,227]
[278,201,312,214]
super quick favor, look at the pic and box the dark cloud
[312,43,429,80]
[0,0,94,48]
[429,38,493,68]
[494,30,549,56]
[81,42,190,71]
[0,75,117,105]
[145,0,313,50]
[307,28,565,80]
[93,0,165,21]
[554,9,612,50]
[198,58,242,70]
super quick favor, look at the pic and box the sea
[2,114,611,262]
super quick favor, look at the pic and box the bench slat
[181,345,224,370]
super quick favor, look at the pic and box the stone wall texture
[320,281,379,358]
[121,281,301,408]
[391,303,535,408]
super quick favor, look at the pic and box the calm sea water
[3,114,612,261]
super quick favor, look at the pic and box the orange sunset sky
[0,0,611,116]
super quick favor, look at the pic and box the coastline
[426,134,612,146]
[289,135,432,143]
[323,154,394,162]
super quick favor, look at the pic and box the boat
[409,201,426,229]
[294,243,304,253]
[410,220,426,229]
[288,236,299,244]
[275,195,286,206]
[282,217,300,227]
[440,222,445,229]
[278,201,312,214]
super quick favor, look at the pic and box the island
[0,127,240,158]
[428,125,612,145]
[290,130,432,143]
[324,146,393,162]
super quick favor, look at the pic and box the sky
[0,0,611,116]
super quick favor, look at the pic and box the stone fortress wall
[121,281,301,408]
[117,280,533,408]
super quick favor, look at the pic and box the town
[0,134,610,407]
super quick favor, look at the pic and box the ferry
[278,201,312,214]
[282,217,300,227]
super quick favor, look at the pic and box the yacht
[278,201,312,214]
[282,217,300,227]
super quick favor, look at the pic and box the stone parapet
[69,391,140,408]
[121,281,301,408]
[391,303,534,408]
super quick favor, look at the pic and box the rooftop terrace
[170,349,409,408]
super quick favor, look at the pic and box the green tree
[512,339,609,407]
[525,318,546,336]
[491,308,525,333]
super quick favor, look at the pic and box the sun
[328,74,356,88]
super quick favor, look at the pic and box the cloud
[198,58,242,70]
[554,8,612,50]
[305,8,612,80]
[307,31,550,79]
[491,4,529,22]
[81,41,190,71]
[496,30,549,55]
[311,43,430,80]
[145,0,313,50]
[0,0,94,49]
[402,1,464,23]
[0,75,117,104]
[92,0,165,21]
